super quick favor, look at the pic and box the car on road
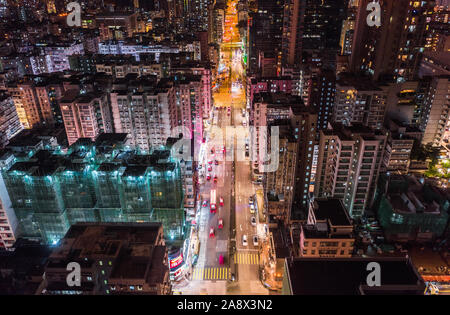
[202,200,208,207]
[242,121,247,127]
[214,160,219,165]
[242,235,248,246]
[218,219,223,229]
[249,196,254,205]
[249,204,255,214]
[222,146,226,153]
[219,197,224,206]
[250,216,256,226]
[253,235,258,246]
[208,165,212,172]
[209,227,215,238]
[213,175,218,183]
[207,174,211,181]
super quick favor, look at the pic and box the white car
[250,216,256,226]
[253,235,258,246]
[242,235,248,246]
[250,204,255,214]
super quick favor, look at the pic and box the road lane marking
[234,252,260,265]
[192,267,230,281]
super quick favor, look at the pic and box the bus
[210,189,217,213]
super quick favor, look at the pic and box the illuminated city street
[0,0,448,302]
[173,0,268,295]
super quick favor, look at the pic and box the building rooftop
[0,239,52,295]
[313,199,352,226]
[285,257,425,295]
[322,123,383,140]
[302,224,353,239]
[336,73,383,91]
[95,133,128,148]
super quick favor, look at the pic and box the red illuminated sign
[169,253,183,269]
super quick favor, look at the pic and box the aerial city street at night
[0,0,448,300]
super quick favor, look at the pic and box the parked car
[253,235,258,246]
[209,227,215,238]
[250,216,256,226]
[242,235,248,246]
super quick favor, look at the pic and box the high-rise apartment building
[383,122,416,174]
[7,77,65,129]
[333,74,388,130]
[246,76,293,108]
[249,93,317,219]
[308,69,336,133]
[60,90,113,146]
[95,12,139,39]
[314,123,387,218]
[266,125,298,224]
[42,223,171,295]
[39,43,85,73]
[175,0,210,32]
[110,78,172,151]
[0,151,18,249]
[339,3,357,56]
[2,135,185,244]
[420,75,450,146]
[248,0,285,74]
[282,0,348,68]
[9,83,43,129]
[296,199,355,258]
[0,93,23,148]
[168,74,205,142]
[351,0,435,81]
[208,1,226,45]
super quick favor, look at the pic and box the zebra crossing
[192,267,231,281]
[234,252,260,265]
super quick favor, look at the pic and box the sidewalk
[174,280,228,295]
[255,189,265,224]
